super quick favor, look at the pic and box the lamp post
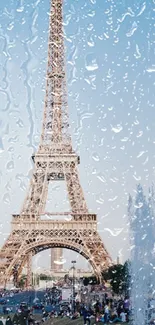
[71,260,76,313]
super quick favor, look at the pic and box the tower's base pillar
[26,252,32,289]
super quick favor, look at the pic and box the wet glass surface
[0,0,155,279]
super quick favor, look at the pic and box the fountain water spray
[129,185,155,325]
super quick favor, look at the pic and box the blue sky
[0,0,155,270]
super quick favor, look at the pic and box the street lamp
[71,260,76,313]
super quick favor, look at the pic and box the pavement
[44,318,84,325]
[0,314,127,325]
[38,318,125,325]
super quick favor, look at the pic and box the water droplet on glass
[92,153,99,162]
[85,54,98,71]
[54,259,66,265]
[137,2,146,16]
[146,67,155,73]
[133,174,141,181]
[111,125,123,133]
[3,193,11,205]
[7,22,14,31]
[126,22,138,37]
[104,228,123,237]
[6,161,14,172]
[97,173,106,183]
[134,202,143,209]
[109,196,118,202]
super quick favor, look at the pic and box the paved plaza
[0,316,125,325]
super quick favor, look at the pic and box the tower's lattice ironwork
[0,0,112,288]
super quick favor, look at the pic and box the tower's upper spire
[39,0,72,154]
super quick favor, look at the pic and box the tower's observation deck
[11,213,97,229]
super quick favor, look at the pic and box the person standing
[6,316,13,325]
[104,304,109,323]
[120,311,126,323]
[82,307,91,325]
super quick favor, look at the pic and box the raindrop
[134,44,141,59]
[54,259,66,265]
[121,137,129,142]
[110,177,118,183]
[64,216,72,222]
[134,202,143,209]
[109,196,118,202]
[137,2,146,16]
[111,124,123,133]
[143,157,149,165]
[16,6,24,12]
[126,22,138,37]
[7,22,14,31]
[3,193,11,205]
[137,151,145,158]
[8,136,18,143]
[87,24,93,31]
[85,54,98,71]
[104,33,109,39]
[96,198,104,204]
[16,0,24,12]
[137,131,143,138]
[87,37,95,47]
[133,174,141,181]
[92,153,99,161]
[97,174,106,183]
[101,128,107,132]
[16,119,24,128]
[118,9,134,23]
[6,161,14,171]
[92,168,97,175]
[0,138,4,153]
[88,11,95,17]
[146,67,155,73]
[104,228,123,236]
[8,147,14,153]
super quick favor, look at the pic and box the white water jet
[129,185,155,325]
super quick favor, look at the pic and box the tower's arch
[0,222,111,287]
[9,241,95,283]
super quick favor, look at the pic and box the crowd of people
[0,288,130,324]
[39,295,130,324]
[91,295,130,323]
[0,289,21,298]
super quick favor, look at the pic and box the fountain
[129,185,155,325]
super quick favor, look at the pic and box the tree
[83,276,99,286]
[102,263,129,295]
[18,275,27,289]
[39,273,52,280]
[123,260,131,296]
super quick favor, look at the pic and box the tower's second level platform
[11,213,97,231]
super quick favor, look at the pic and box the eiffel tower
[0,0,112,288]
